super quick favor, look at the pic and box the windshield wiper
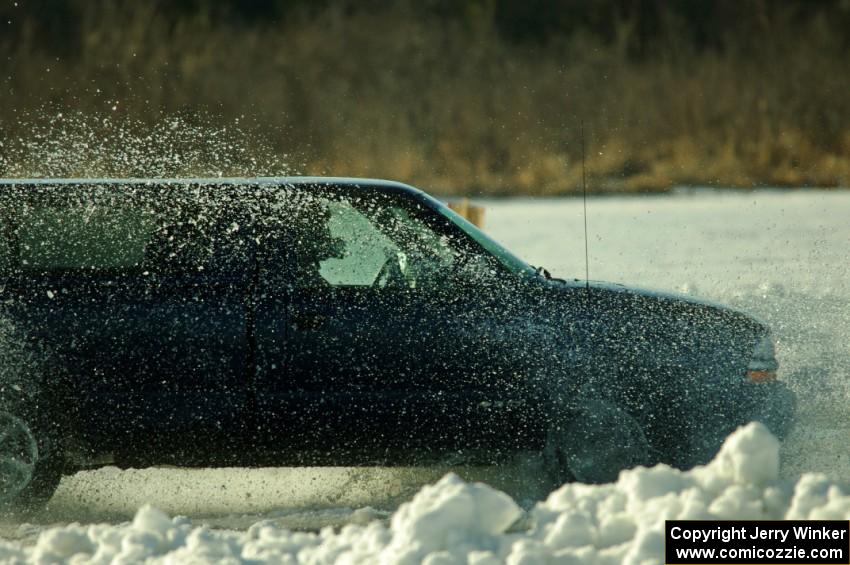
[534,265,551,279]
[533,265,567,283]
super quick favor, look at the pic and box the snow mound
[2,423,850,564]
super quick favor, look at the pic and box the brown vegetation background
[2,0,850,195]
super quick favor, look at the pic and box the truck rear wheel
[0,412,62,511]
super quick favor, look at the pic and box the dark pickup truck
[0,177,794,508]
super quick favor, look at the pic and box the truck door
[253,187,541,460]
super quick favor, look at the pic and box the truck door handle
[478,400,523,411]
[292,313,327,331]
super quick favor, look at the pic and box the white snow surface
[3,424,850,564]
[2,188,850,563]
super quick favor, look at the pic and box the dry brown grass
[1,3,848,194]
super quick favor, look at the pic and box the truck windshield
[437,204,536,278]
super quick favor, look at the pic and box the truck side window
[16,202,153,271]
[317,201,399,287]
[11,190,251,278]
[291,195,457,290]
[139,200,252,278]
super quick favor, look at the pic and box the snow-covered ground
[1,188,849,563]
[3,424,850,563]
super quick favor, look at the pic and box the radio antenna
[581,121,590,291]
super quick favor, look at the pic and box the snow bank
[3,423,849,564]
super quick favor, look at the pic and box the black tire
[0,412,63,513]
[12,456,63,512]
[545,400,650,485]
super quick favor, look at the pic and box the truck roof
[0,176,423,194]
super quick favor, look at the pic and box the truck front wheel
[545,400,650,485]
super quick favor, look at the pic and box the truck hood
[545,277,767,335]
